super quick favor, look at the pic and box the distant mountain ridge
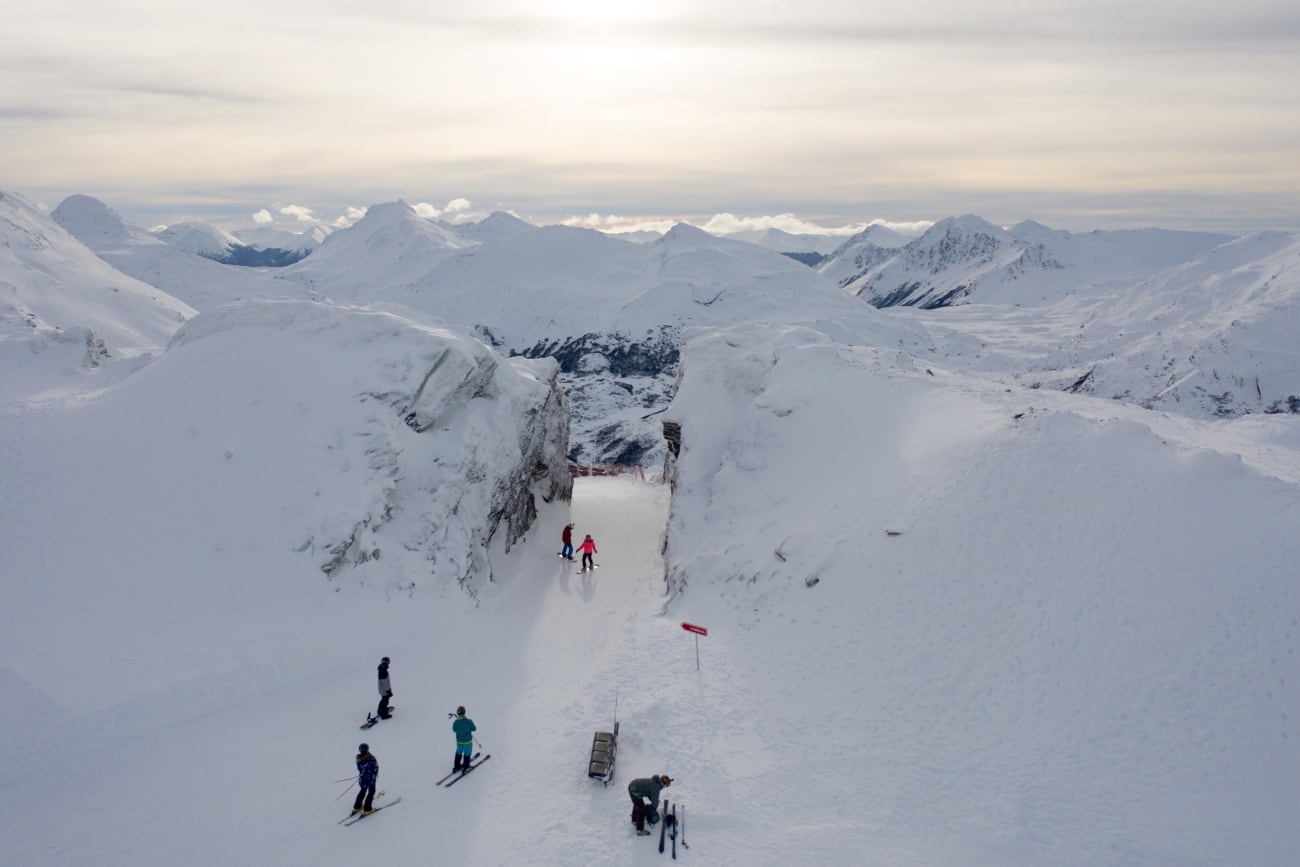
[273,203,882,463]
[12,187,1297,439]
[153,220,311,267]
[52,194,311,311]
[820,215,1234,308]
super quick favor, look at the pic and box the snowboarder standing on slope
[561,523,575,560]
[578,533,597,572]
[628,774,671,835]
[352,743,379,815]
[376,657,393,720]
[452,705,476,773]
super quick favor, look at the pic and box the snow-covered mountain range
[2,184,1299,865]
[819,214,1234,308]
[275,203,881,463]
[0,191,193,404]
[153,218,315,266]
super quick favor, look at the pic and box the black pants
[377,691,392,718]
[582,553,594,570]
[630,793,647,830]
[353,782,376,811]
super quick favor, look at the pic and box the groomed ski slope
[2,477,754,866]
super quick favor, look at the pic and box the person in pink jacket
[578,534,598,572]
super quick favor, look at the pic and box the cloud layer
[3,0,1297,233]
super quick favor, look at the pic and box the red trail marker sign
[681,622,708,668]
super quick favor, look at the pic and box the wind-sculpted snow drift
[660,320,1300,865]
[162,300,572,589]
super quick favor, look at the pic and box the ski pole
[334,781,357,801]
[682,802,688,848]
[329,775,357,784]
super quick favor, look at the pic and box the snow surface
[662,321,1300,865]
[3,185,1300,866]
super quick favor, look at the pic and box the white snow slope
[661,321,1300,866]
[0,191,194,404]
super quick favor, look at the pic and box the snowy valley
[2,186,1299,866]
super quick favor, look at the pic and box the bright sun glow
[543,0,659,24]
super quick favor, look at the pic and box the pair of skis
[339,755,491,825]
[437,753,491,787]
[339,791,402,825]
[657,798,685,857]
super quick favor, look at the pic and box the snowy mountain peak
[657,221,725,247]
[153,221,242,257]
[922,214,1009,243]
[232,224,328,253]
[440,210,537,243]
[283,200,476,297]
[2,190,193,394]
[853,223,910,248]
[51,194,161,250]
[320,199,471,253]
[1008,218,1058,240]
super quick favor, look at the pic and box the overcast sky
[3,0,1298,234]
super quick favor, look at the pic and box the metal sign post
[681,622,708,670]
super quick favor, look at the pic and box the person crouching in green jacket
[627,774,672,835]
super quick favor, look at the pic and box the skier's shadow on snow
[557,563,596,602]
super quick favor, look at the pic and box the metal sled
[587,722,618,785]
[587,690,619,785]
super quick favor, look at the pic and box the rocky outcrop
[167,299,571,596]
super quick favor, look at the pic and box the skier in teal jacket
[452,706,477,773]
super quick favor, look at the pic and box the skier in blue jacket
[452,706,476,773]
[352,743,379,814]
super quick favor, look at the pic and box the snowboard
[360,709,396,730]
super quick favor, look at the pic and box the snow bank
[661,320,1300,865]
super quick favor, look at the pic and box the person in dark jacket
[352,744,379,814]
[578,534,597,572]
[376,657,393,719]
[452,705,477,773]
[560,523,575,560]
[627,774,672,835]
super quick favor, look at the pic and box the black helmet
[456,705,466,716]
[358,743,370,753]
[381,656,390,664]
